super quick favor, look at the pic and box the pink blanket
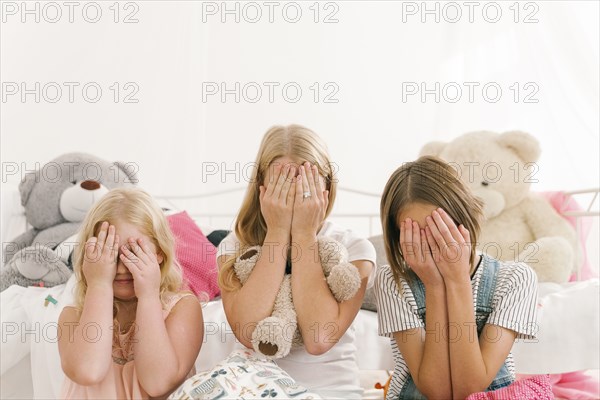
[549,371,600,400]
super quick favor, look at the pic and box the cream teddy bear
[420,131,577,283]
[233,236,361,359]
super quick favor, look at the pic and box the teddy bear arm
[3,229,37,264]
[326,262,362,302]
[522,197,577,246]
[252,275,297,358]
[33,222,81,247]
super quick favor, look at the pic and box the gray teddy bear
[1,152,137,291]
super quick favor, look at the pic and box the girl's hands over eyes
[400,218,443,287]
[120,238,162,300]
[425,208,471,284]
[259,163,297,237]
[82,221,119,288]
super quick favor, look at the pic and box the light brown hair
[380,155,484,286]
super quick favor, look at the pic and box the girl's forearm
[68,283,114,382]
[227,230,289,341]
[417,284,452,399]
[133,296,181,396]
[446,280,488,399]
[290,234,341,354]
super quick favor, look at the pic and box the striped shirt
[374,257,539,400]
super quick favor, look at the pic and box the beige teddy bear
[233,236,361,359]
[420,130,577,283]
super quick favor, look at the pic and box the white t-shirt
[216,220,376,399]
[375,256,539,400]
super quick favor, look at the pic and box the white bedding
[1,184,599,399]
[1,276,598,399]
[0,278,393,399]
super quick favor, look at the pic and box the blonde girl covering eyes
[216,124,376,399]
[71,188,182,312]
[218,124,337,290]
[58,187,203,400]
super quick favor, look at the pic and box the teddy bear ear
[497,131,541,163]
[18,172,37,206]
[419,141,446,157]
[113,161,139,184]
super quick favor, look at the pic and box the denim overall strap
[477,256,514,391]
[396,271,428,400]
[475,254,498,319]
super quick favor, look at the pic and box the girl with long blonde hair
[217,124,376,399]
[58,188,203,399]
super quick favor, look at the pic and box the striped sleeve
[487,262,539,339]
[374,264,423,337]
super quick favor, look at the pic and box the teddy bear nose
[80,180,101,190]
[481,181,489,187]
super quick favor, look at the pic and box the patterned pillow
[169,349,322,399]
[167,211,220,300]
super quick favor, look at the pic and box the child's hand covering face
[119,237,163,300]
[291,161,329,237]
[82,221,119,287]
[397,204,471,285]
[400,216,442,287]
[424,208,471,283]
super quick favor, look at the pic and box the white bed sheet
[512,279,600,374]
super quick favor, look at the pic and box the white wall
[2,1,599,240]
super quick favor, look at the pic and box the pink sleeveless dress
[61,293,196,400]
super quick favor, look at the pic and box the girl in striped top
[375,156,539,400]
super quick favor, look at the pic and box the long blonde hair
[380,156,484,286]
[72,187,183,313]
[218,124,337,291]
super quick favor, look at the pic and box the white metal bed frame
[155,186,384,236]
[155,187,600,280]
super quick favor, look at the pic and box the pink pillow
[166,211,220,300]
[466,375,553,400]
